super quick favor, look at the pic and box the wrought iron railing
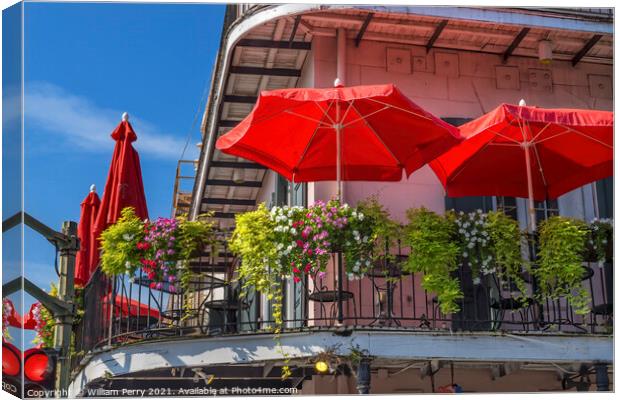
[71,239,613,373]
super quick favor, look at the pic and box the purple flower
[168,285,176,293]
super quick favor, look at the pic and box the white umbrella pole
[523,143,537,232]
[335,100,342,200]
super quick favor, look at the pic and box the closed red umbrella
[90,114,149,270]
[216,83,461,195]
[102,294,161,319]
[21,303,39,330]
[430,101,613,229]
[3,298,22,329]
[75,185,100,286]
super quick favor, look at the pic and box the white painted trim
[350,6,613,34]
[69,330,612,396]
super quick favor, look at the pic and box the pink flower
[292,267,300,274]
[304,264,312,273]
[296,240,304,248]
[293,276,301,283]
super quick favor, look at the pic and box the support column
[53,221,78,396]
[356,358,371,394]
[594,363,609,391]
[336,28,347,85]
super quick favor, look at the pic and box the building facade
[70,5,613,395]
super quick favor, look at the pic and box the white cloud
[24,82,190,159]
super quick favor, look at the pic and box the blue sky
[12,2,224,347]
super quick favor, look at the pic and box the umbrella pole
[336,103,342,200]
[523,143,537,232]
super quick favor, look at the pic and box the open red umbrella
[75,185,101,286]
[430,101,613,229]
[90,114,149,271]
[216,83,461,196]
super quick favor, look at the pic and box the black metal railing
[71,240,613,373]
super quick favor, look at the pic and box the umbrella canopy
[90,115,149,270]
[75,185,101,287]
[102,294,161,319]
[216,83,461,188]
[430,102,613,228]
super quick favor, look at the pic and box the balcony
[72,238,612,373]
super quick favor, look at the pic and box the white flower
[125,261,132,269]
[290,228,297,235]
[462,252,468,258]
[358,213,365,221]
[362,236,368,242]
[122,233,134,241]
[473,277,481,285]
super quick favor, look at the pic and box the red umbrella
[21,303,40,330]
[3,299,22,329]
[75,185,101,286]
[430,101,613,229]
[90,114,149,270]
[216,83,461,196]
[102,294,161,319]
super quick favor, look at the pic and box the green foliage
[536,216,590,314]
[176,213,216,261]
[230,204,282,298]
[33,284,58,348]
[486,211,529,299]
[356,196,402,265]
[100,207,145,276]
[587,218,613,263]
[229,204,289,377]
[177,212,216,318]
[403,207,462,314]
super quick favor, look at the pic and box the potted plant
[585,218,613,266]
[535,216,590,315]
[100,207,215,293]
[403,207,462,314]
[356,196,403,278]
[451,210,528,299]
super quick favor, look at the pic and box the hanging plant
[451,210,494,281]
[535,216,590,314]
[403,207,462,314]
[2,298,14,341]
[32,284,58,349]
[101,208,215,288]
[356,196,402,272]
[100,207,145,276]
[586,218,613,266]
[485,211,529,299]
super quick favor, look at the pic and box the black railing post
[594,363,609,391]
[337,251,344,324]
[355,358,372,394]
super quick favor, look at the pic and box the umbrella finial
[122,112,129,122]
[334,78,343,88]
[90,184,96,193]
[518,99,527,107]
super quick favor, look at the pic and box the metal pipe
[337,28,347,86]
[53,221,78,396]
